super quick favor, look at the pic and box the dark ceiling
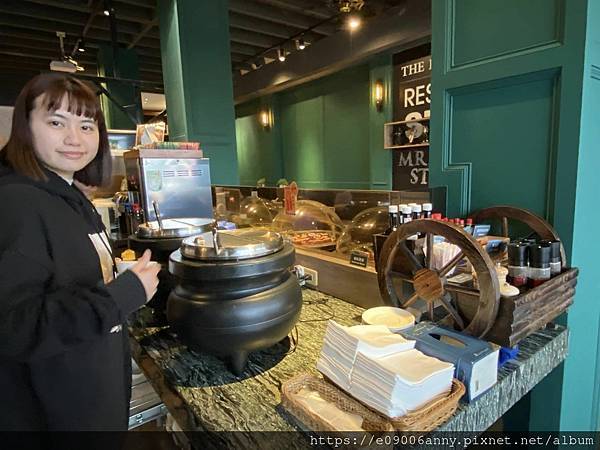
[0,0,403,91]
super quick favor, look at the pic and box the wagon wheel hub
[413,268,444,303]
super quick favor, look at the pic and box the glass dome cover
[272,200,344,248]
[336,206,389,257]
[234,192,273,227]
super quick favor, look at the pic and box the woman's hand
[129,249,160,301]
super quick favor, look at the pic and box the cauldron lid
[180,228,284,260]
[137,218,215,239]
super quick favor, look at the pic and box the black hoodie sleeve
[0,185,147,362]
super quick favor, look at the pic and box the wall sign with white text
[393,55,431,191]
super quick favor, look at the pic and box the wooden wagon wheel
[470,206,566,263]
[377,219,500,338]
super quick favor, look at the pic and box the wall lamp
[259,109,273,130]
[374,79,384,112]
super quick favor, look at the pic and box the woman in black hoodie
[0,74,160,431]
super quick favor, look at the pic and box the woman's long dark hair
[0,73,111,187]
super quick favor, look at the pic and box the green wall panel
[281,97,325,187]
[322,83,370,188]
[235,63,381,190]
[452,0,563,67]
[235,114,282,186]
[368,56,393,190]
[450,75,555,215]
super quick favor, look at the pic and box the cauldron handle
[211,227,222,255]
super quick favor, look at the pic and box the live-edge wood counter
[129,288,568,448]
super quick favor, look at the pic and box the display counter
[129,289,568,448]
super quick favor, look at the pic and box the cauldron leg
[228,351,249,375]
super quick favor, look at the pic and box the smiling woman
[0,74,160,432]
[1,74,110,186]
[29,99,100,183]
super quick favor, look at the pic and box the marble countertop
[129,288,568,447]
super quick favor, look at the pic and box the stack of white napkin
[317,321,415,390]
[317,320,454,418]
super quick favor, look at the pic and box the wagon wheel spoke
[439,293,465,329]
[426,232,434,269]
[502,216,509,238]
[444,283,481,297]
[389,271,415,284]
[399,241,424,274]
[403,291,421,308]
[427,299,435,322]
[438,251,464,278]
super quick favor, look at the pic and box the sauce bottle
[422,203,433,218]
[540,240,562,276]
[401,206,413,224]
[411,204,423,220]
[385,205,399,235]
[528,244,551,287]
[507,242,529,287]
[465,218,474,234]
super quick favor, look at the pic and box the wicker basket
[282,373,465,433]
[388,378,465,431]
[281,373,393,433]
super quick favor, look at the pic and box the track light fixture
[338,0,364,31]
[77,38,86,53]
[295,38,307,50]
[277,48,286,62]
[103,0,113,16]
[239,1,368,73]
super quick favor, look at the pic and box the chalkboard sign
[393,148,429,187]
[393,54,432,191]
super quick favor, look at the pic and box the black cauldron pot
[128,234,182,326]
[167,230,302,375]
[128,218,216,326]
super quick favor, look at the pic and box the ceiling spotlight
[347,13,362,30]
[277,48,286,62]
[103,0,112,16]
[251,60,262,70]
[295,38,306,50]
[77,38,86,52]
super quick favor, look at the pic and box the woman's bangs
[40,80,101,121]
